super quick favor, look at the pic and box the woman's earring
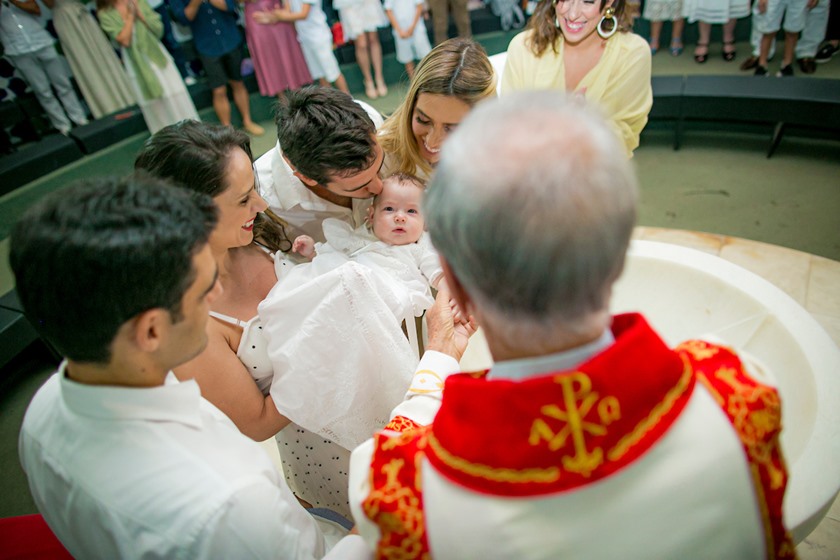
[552,0,561,28]
[597,6,617,39]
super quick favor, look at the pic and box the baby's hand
[449,298,464,324]
[292,235,316,259]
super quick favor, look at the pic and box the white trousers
[9,45,87,133]
[749,0,830,58]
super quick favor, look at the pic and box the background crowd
[1,0,837,150]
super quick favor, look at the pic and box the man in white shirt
[348,92,796,559]
[254,86,385,242]
[12,176,395,559]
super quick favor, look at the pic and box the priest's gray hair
[424,91,638,332]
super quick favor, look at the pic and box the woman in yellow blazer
[501,0,652,157]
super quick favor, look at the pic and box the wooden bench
[0,289,61,371]
[650,75,840,157]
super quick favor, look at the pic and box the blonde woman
[379,37,496,181]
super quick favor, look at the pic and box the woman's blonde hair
[527,0,631,57]
[379,38,497,179]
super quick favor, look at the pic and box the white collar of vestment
[487,329,615,381]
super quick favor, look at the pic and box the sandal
[364,80,378,100]
[722,41,736,62]
[648,37,659,55]
[670,38,683,56]
[376,80,388,97]
[694,42,709,63]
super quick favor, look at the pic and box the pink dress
[243,0,313,96]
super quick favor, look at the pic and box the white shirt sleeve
[347,350,460,547]
[198,477,332,560]
[389,350,459,424]
[323,535,372,559]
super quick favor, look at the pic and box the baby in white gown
[292,172,443,316]
[257,174,443,516]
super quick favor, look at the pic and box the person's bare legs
[230,80,263,134]
[671,18,685,55]
[695,21,711,62]
[782,31,798,67]
[333,73,351,94]
[212,85,232,125]
[368,30,387,96]
[758,32,775,68]
[722,18,737,60]
[649,20,663,52]
[354,33,376,98]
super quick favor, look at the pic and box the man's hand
[757,0,768,13]
[425,285,476,362]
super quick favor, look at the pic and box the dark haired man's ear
[294,171,319,188]
[132,309,166,354]
[282,154,318,187]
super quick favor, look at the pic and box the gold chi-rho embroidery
[528,372,621,477]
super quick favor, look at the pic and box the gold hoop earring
[597,6,617,39]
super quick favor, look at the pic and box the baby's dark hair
[374,172,426,205]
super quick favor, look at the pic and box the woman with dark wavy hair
[135,120,294,446]
[501,0,652,156]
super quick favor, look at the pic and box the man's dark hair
[9,175,218,364]
[275,86,378,185]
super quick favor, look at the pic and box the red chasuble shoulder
[426,314,694,496]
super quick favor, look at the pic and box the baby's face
[370,180,425,246]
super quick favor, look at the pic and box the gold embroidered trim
[427,432,562,484]
[607,361,694,462]
[407,370,444,394]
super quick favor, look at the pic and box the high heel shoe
[364,80,378,100]
[670,38,683,56]
[722,41,736,62]
[693,42,709,63]
[648,38,659,55]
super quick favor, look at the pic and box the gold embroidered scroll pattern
[384,415,423,434]
[699,366,785,490]
[528,372,621,478]
[364,437,429,560]
[678,340,720,361]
